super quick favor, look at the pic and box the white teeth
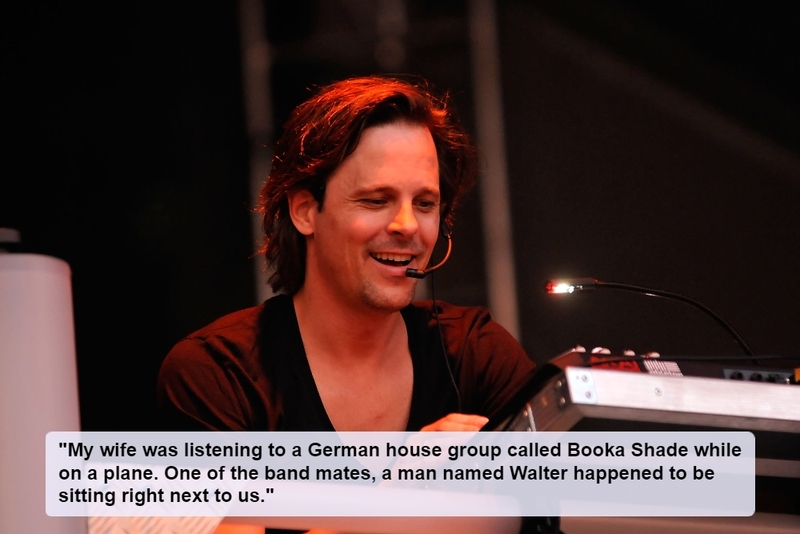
[372,253,413,262]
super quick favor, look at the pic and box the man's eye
[416,200,438,210]
[360,198,387,206]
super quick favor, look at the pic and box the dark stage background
[3,1,799,430]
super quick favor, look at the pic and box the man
[157,76,543,532]
[158,76,535,433]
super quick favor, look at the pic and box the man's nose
[387,201,418,237]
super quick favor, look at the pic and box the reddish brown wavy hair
[259,76,477,295]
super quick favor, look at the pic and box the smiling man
[158,75,535,435]
[157,75,547,534]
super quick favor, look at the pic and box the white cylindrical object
[0,253,86,534]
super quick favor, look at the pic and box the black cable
[430,271,462,412]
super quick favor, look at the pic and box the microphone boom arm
[546,278,755,357]
[406,234,452,279]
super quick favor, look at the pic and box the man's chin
[360,284,416,312]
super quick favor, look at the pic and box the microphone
[406,221,452,279]
[545,277,755,357]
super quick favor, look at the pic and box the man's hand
[420,413,488,431]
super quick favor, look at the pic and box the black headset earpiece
[440,219,452,239]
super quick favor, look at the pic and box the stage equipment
[491,348,800,515]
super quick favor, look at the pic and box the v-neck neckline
[286,298,427,432]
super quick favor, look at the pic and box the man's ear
[287,189,317,236]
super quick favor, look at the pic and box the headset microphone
[406,220,461,411]
[405,221,452,279]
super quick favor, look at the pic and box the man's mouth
[370,252,414,267]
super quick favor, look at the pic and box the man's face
[302,122,441,313]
